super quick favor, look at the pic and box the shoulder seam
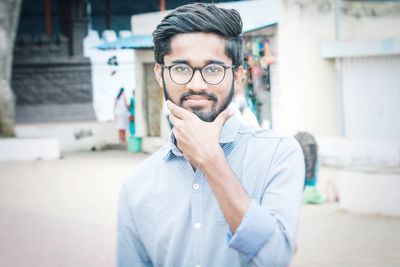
[261,137,284,191]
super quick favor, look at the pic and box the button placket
[191,169,204,266]
[194,222,201,229]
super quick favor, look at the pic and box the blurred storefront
[243,29,276,128]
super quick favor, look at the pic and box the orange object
[45,0,52,36]
[160,0,166,11]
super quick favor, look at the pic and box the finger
[172,128,183,150]
[167,100,193,120]
[172,127,180,143]
[214,105,235,127]
[169,112,183,127]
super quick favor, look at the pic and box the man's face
[155,33,243,122]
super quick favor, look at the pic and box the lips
[179,92,218,108]
[184,95,213,101]
[184,97,211,107]
[181,92,217,102]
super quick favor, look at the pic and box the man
[117,3,304,267]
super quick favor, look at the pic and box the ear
[154,63,164,88]
[233,66,244,94]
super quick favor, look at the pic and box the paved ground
[0,151,399,267]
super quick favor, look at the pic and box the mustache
[179,91,218,105]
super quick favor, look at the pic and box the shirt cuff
[227,199,277,262]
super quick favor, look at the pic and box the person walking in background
[114,87,130,143]
[117,3,304,267]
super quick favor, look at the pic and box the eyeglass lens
[169,64,227,85]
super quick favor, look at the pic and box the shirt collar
[162,113,241,160]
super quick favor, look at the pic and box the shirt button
[193,183,200,190]
[194,222,201,229]
[195,265,201,267]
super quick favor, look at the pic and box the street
[0,151,399,267]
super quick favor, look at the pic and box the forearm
[226,138,305,265]
[200,150,294,266]
[199,147,251,233]
[228,200,295,266]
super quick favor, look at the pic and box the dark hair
[153,3,243,68]
[116,87,124,99]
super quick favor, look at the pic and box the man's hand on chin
[167,100,234,169]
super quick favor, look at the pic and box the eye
[204,64,223,74]
[172,64,191,73]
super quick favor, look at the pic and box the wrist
[198,145,225,171]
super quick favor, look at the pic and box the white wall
[339,1,400,41]
[84,30,136,122]
[338,170,400,216]
[278,1,339,136]
[279,1,400,216]
[16,121,119,153]
[338,2,400,141]
[316,136,400,216]
[0,138,60,161]
[278,0,400,137]
[342,55,400,141]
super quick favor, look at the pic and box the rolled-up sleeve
[227,137,305,266]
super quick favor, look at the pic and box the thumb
[214,104,235,126]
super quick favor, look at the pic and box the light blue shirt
[117,114,305,267]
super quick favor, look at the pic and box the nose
[187,69,208,91]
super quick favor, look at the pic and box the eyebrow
[170,59,228,66]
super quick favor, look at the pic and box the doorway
[144,63,163,137]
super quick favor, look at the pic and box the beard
[162,77,234,122]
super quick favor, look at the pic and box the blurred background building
[11,0,241,152]
[278,0,400,216]
[3,0,400,216]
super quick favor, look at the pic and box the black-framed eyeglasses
[162,63,236,85]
